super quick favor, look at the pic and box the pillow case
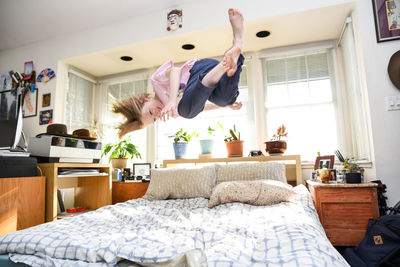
[208,179,295,208]
[216,162,286,184]
[143,165,216,200]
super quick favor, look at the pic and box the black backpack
[343,215,400,266]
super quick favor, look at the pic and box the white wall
[355,2,400,206]
[1,0,399,205]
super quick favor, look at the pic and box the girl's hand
[161,101,177,121]
[228,101,243,110]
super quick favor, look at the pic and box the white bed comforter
[0,185,349,266]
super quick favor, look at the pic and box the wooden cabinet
[307,180,379,246]
[112,182,149,204]
[38,163,111,222]
[0,176,45,235]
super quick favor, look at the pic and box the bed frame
[163,155,302,186]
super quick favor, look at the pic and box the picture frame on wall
[42,93,51,107]
[22,88,38,118]
[314,155,335,170]
[24,61,34,80]
[372,0,400,42]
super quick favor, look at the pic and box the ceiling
[64,3,355,78]
[0,0,198,51]
[0,1,355,78]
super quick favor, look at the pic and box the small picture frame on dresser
[133,163,151,180]
[314,155,335,170]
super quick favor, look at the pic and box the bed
[0,162,349,266]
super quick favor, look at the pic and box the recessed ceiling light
[256,30,270,38]
[120,56,133,61]
[181,44,195,50]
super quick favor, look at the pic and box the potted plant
[168,128,197,159]
[199,122,223,155]
[101,136,142,169]
[224,125,244,157]
[342,157,364,183]
[265,124,288,155]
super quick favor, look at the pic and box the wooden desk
[38,163,111,222]
[0,176,45,235]
[307,180,379,246]
[163,155,302,186]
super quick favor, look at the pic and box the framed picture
[372,0,400,42]
[39,109,53,125]
[24,61,34,80]
[22,88,38,118]
[133,163,151,179]
[314,155,335,170]
[42,93,51,107]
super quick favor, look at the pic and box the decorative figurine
[167,9,183,31]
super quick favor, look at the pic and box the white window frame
[253,40,371,164]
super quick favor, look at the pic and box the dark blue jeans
[177,54,244,119]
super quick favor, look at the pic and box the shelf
[58,173,109,178]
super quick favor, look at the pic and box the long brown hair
[112,93,152,138]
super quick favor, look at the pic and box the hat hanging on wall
[388,50,400,90]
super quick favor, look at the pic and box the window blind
[65,72,94,131]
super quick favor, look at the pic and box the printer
[28,135,102,163]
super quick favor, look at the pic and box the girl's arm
[204,102,243,111]
[161,66,182,120]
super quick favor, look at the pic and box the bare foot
[223,46,241,77]
[228,8,244,49]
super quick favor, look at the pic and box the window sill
[301,160,373,169]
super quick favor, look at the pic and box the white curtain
[338,20,369,160]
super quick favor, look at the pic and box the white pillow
[143,165,216,200]
[216,162,286,184]
[208,179,295,208]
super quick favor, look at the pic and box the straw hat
[388,50,400,90]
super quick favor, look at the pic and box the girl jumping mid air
[114,8,245,137]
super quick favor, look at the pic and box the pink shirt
[151,59,198,118]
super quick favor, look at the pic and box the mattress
[0,185,349,266]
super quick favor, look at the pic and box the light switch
[385,96,400,111]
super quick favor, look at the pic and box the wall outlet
[385,96,400,111]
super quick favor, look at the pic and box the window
[100,78,148,162]
[65,72,94,131]
[155,63,255,162]
[262,51,338,161]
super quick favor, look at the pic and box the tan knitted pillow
[208,179,295,208]
[143,165,216,200]
[216,162,286,184]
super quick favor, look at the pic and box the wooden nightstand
[307,180,379,246]
[112,182,149,204]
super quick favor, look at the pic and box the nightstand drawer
[318,188,376,203]
[321,203,374,229]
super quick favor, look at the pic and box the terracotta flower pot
[265,140,287,155]
[111,158,128,170]
[225,140,244,157]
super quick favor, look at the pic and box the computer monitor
[0,90,22,150]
